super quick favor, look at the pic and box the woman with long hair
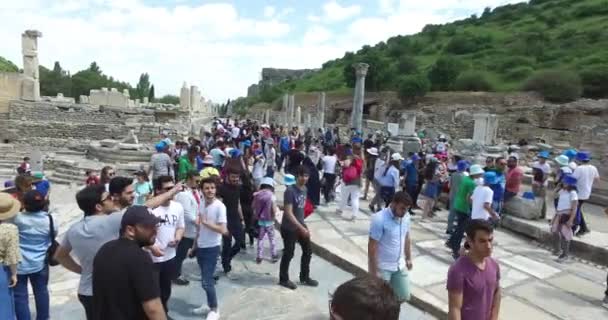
[0,193,21,320]
[377,154,403,208]
[99,166,114,192]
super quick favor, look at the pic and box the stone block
[21,78,40,101]
[503,195,542,220]
[117,143,140,150]
[99,139,118,148]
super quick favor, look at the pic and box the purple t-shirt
[447,256,500,320]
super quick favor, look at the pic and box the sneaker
[192,305,210,316]
[173,276,190,286]
[576,230,590,237]
[556,254,569,263]
[300,278,319,287]
[551,249,561,256]
[225,272,239,280]
[206,310,220,320]
[271,256,279,263]
[256,257,262,264]
[341,212,354,221]
[368,204,375,212]
[279,280,297,290]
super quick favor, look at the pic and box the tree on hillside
[136,73,151,100]
[428,56,465,90]
[580,65,608,98]
[343,50,396,91]
[523,69,582,102]
[398,74,430,104]
[40,61,72,96]
[89,62,100,73]
[158,94,179,104]
[148,85,155,102]
[397,56,418,75]
[0,56,18,72]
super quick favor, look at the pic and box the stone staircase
[0,144,29,183]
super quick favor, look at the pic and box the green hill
[0,56,18,72]
[261,0,608,102]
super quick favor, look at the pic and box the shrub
[523,69,582,102]
[580,65,608,98]
[454,71,496,91]
[398,74,430,101]
[505,66,534,80]
[497,56,534,72]
[428,56,465,90]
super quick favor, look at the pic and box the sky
[0,0,524,103]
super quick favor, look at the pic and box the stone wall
[0,72,24,114]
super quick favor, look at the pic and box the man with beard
[92,206,167,320]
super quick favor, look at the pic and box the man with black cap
[92,206,167,320]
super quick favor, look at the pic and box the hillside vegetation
[0,57,18,72]
[251,0,608,105]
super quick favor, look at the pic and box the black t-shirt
[92,238,160,320]
[219,183,241,224]
[287,149,305,171]
[363,139,374,150]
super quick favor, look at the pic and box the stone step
[588,192,608,207]
[49,172,82,183]
[54,166,84,176]
[48,175,84,186]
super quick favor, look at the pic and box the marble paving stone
[329,220,369,236]
[512,281,608,319]
[560,261,608,285]
[500,265,531,288]
[409,255,450,287]
[548,274,606,303]
[426,283,449,304]
[499,296,559,320]
[492,230,531,246]
[412,286,449,313]
[500,255,561,279]
[411,230,442,242]
[416,239,447,250]
[491,247,514,259]
[311,227,343,241]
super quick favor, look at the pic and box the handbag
[46,214,60,266]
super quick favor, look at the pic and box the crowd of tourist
[0,116,606,320]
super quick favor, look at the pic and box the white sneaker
[192,305,210,315]
[206,310,220,320]
[341,212,354,221]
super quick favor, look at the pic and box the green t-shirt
[453,176,475,215]
[177,156,195,181]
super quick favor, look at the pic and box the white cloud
[263,6,276,18]
[307,14,321,22]
[322,1,362,22]
[303,26,333,45]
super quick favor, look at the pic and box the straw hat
[0,193,20,221]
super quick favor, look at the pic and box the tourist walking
[149,143,173,180]
[504,156,523,202]
[240,171,256,248]
[264,138,276,178]
[402,153,420,215]
[252,177,278,264]
[92,206,166,320]
[0,193,21,320]
[321,146,338,204]
[447,160,469,234]
[191,178,228,320]
[218,169,244,276]
[419,158,441,219]
[285,140,305,175]
[448,164,484,259]
[572,151,600,236]
[177,146,199,181]
[377,153,402,208]
[337,153,363,221]
[279,168,318,290]
[303,147,322,207]
[552,175,578,262]
[447,219,501,320]
[133,170,153,206]
[532,151,551,219]
[173,171,201,286]
[53,184,120,319]
[368,191,414,302]
[13,191,55,320]
[149,176,185,314]
[471,172,500,222]
[362,146,379,201]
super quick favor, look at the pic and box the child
[552,175,578,262]
[252,150,265,189]
[252,177,278,264]
[132,171,152,205]
[17,157,31,175]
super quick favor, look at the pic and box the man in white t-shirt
[532,151,551,219]
[190,178,228,320]
[321,147,338,204]
[173,171,201,286]
[572,151,600,236]
[471,172,500,222]
[149,176,185,315]
[231,125,240,140]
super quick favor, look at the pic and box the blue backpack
[280,137,290,153]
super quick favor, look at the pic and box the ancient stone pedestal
[399,112,417,136]
[351,63,369,131]
[180,82,190,109]
[21,30,42,101]
[473,113,498,145]
[288,95,295,129]
[318,92,326,130]
[295,106,302,130]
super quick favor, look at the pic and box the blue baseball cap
[562,149,577,160]
[457,160,470,172]
[576,151,591,162]
[538,151,550,159]
[484,171,497,185]
[229,149,242,158]
[563,174,577,186]
[155,142,167,152]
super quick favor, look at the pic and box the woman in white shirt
[551,175,578,262]
[321,147,338,203]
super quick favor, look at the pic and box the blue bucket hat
[457,160,470,172]
[562,149,577,160]
[563,174,577,186]
[411,154,421,161]
[537,151,550,159]
[243,140,252,147]
[155,142,167,152]
[283,174,296,186]
[576,151,591,162]
[229,149,242,158]
[484,171,497,185]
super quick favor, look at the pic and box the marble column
[288,95,295,129]
[265,109,270,124]
[21,30,42,101]
[180,82,190,109]
[351,63,369,131]
[306,113,312,129]
[473,113,498,145]
[318,92,326,130]
[399,111,417,136]
[295,106,302,128]
[282,94,289,126]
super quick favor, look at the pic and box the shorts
[380,268,411,302]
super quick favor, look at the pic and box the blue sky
[0,0,523,102]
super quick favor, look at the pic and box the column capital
[353,63,369,77]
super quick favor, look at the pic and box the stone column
[180,82,190,109]
[318,92,326,130]
[399,111,417,136]
[282,94,289,127]
[306,113,312,129]
[21,30,43,101]
[351,63,369,131]
[288,95,295,129]
[473,113,498,145]
[265,109,271,124]
[295,106,301,129]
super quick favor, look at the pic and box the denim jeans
[0,266,16,320]
[14,266,49,320]
[196,246,221,309]
[222,222,244,272]
[449,212,471,258]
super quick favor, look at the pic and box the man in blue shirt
[403,154,420,215]
[368,191,414,302]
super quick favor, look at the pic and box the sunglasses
[108,172,115,177]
